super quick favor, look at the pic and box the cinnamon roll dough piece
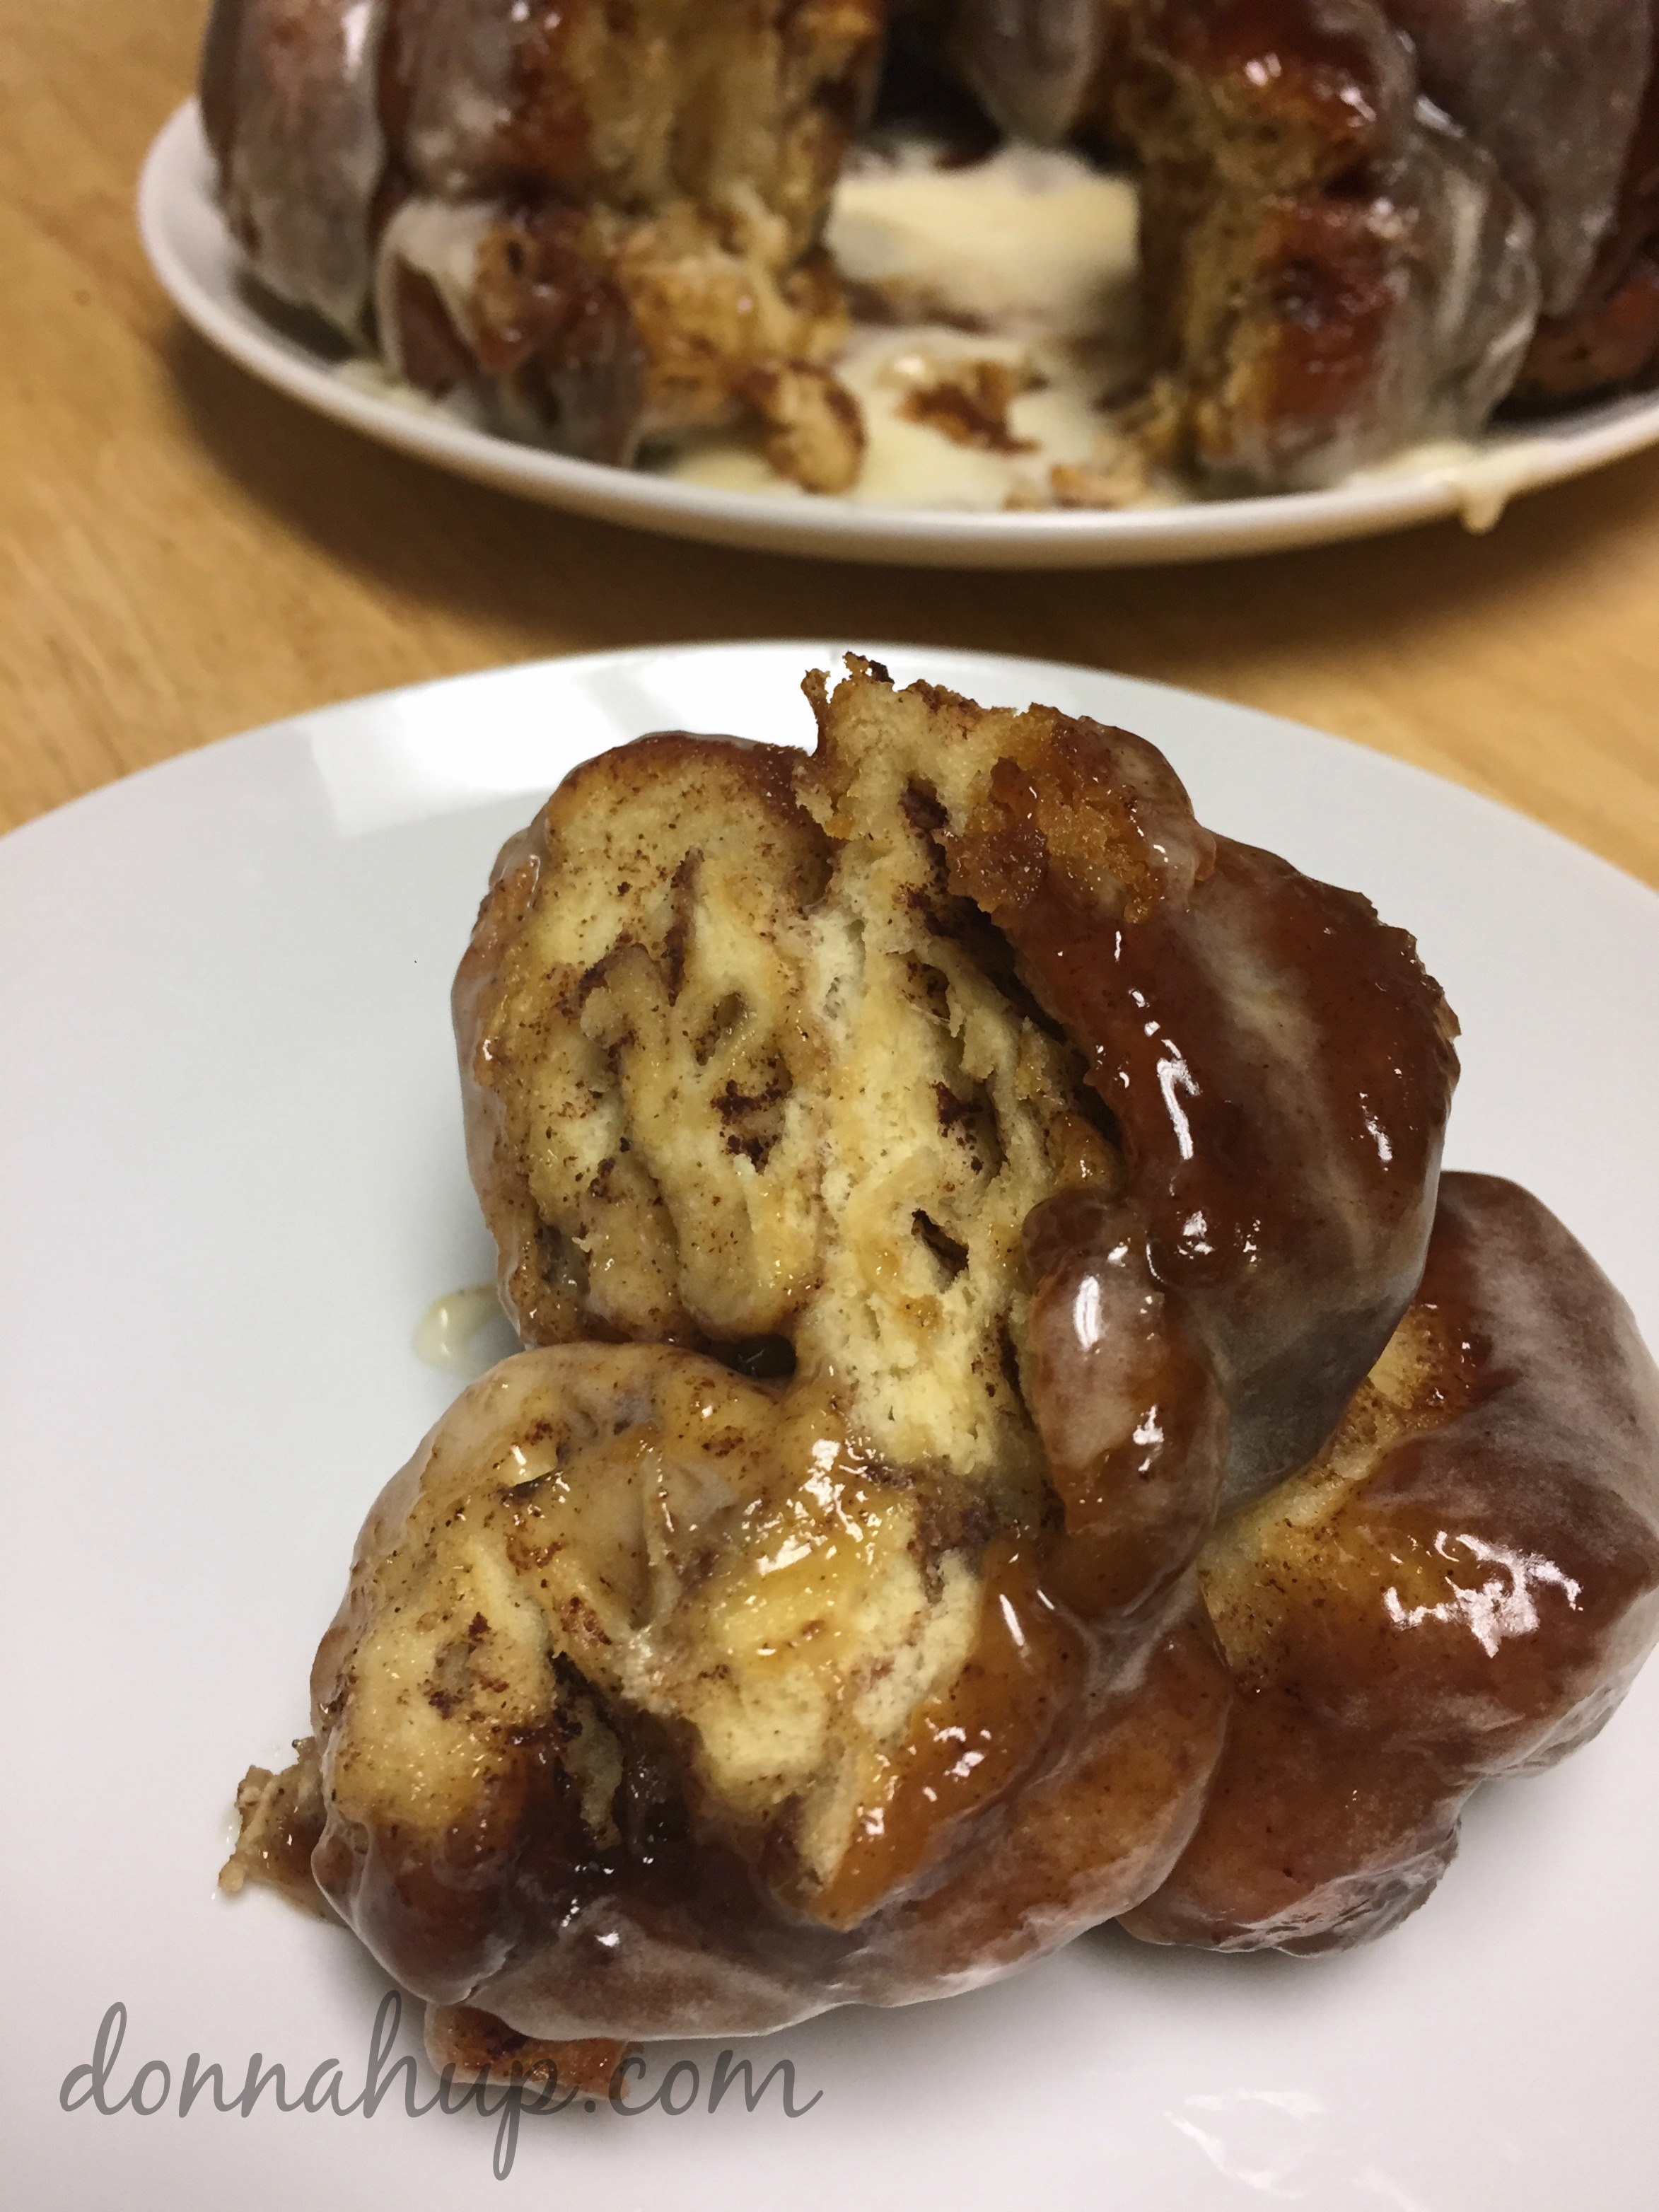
[1124,1173,1659,1952]
[235,1180,1659,2036]
[1096,1,1542,487]
[948,0,1659,478]
[303,1341,1231,2037]
[201,0,883,467]
[200,0,390,339]
[1512,33,1659,409]
[458,657,1459,1508]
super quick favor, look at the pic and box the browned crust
[1124,1172,1659,1952]
[219,1739,333,1918]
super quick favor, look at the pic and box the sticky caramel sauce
[949,713,1459,1497]
[806,1539,1086,1928]
[1129,1172,1659,1950]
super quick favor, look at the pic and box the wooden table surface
[5,0,1659,886]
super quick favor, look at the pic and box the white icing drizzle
[661,324,1166,513]
[829,141,1141,340]
[329,144,1569,529]
[413,1284,519,1378]
[374,195,494,378]
[1344,433,1563,532]
[663,144,1162,513]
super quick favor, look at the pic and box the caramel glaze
[311,1607,1230,2037]
[947,709,1460,1506]
[202,1,885,461]
[1023,1189,1230,1615]
[466,204,648,465]
[267,1174,1659,2020]
[282,679,1649,2035]
[219,1746,632,2090]
[424,2003,630,2097]
[1150,0,1409,162]
[1124,1172,1659,1952]
[305,1373,1231,2037]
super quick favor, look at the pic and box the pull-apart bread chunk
[1128,1171,1659,1952]
[231,663,1659,2049]
[948,0,1659,484]
[458,658,1460,1506]
[201,0,883,482]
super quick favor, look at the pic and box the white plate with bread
[4,640,1659,2208]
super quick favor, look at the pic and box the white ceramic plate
[139,101,1659,571]
[4,641,1658,2211]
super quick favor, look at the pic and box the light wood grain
[4,0,1659,885]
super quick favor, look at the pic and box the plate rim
[136,101,1659,572]
[8,636,1658,933]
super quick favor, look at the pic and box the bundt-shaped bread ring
[200,1,1659,494]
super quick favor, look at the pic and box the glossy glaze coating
[458,663,1455,1523]
[201,0,883,463]
[201,0,390,338]
[1125,1173,1659,1952]
[337,660,1308,2034]
[296,658,1442,2035]
[305,1344,1230,2036]
[1513,8,1659,406]
[946,0,1659,472]
[239,1170,1659,2022]
[940,680,1459,1501]
[946,0,1112,144]
[1386,1,1653,315]
[955,1,1657,323]
[1109,0,1544,482]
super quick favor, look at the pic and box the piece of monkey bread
[226,661,1659,2059]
